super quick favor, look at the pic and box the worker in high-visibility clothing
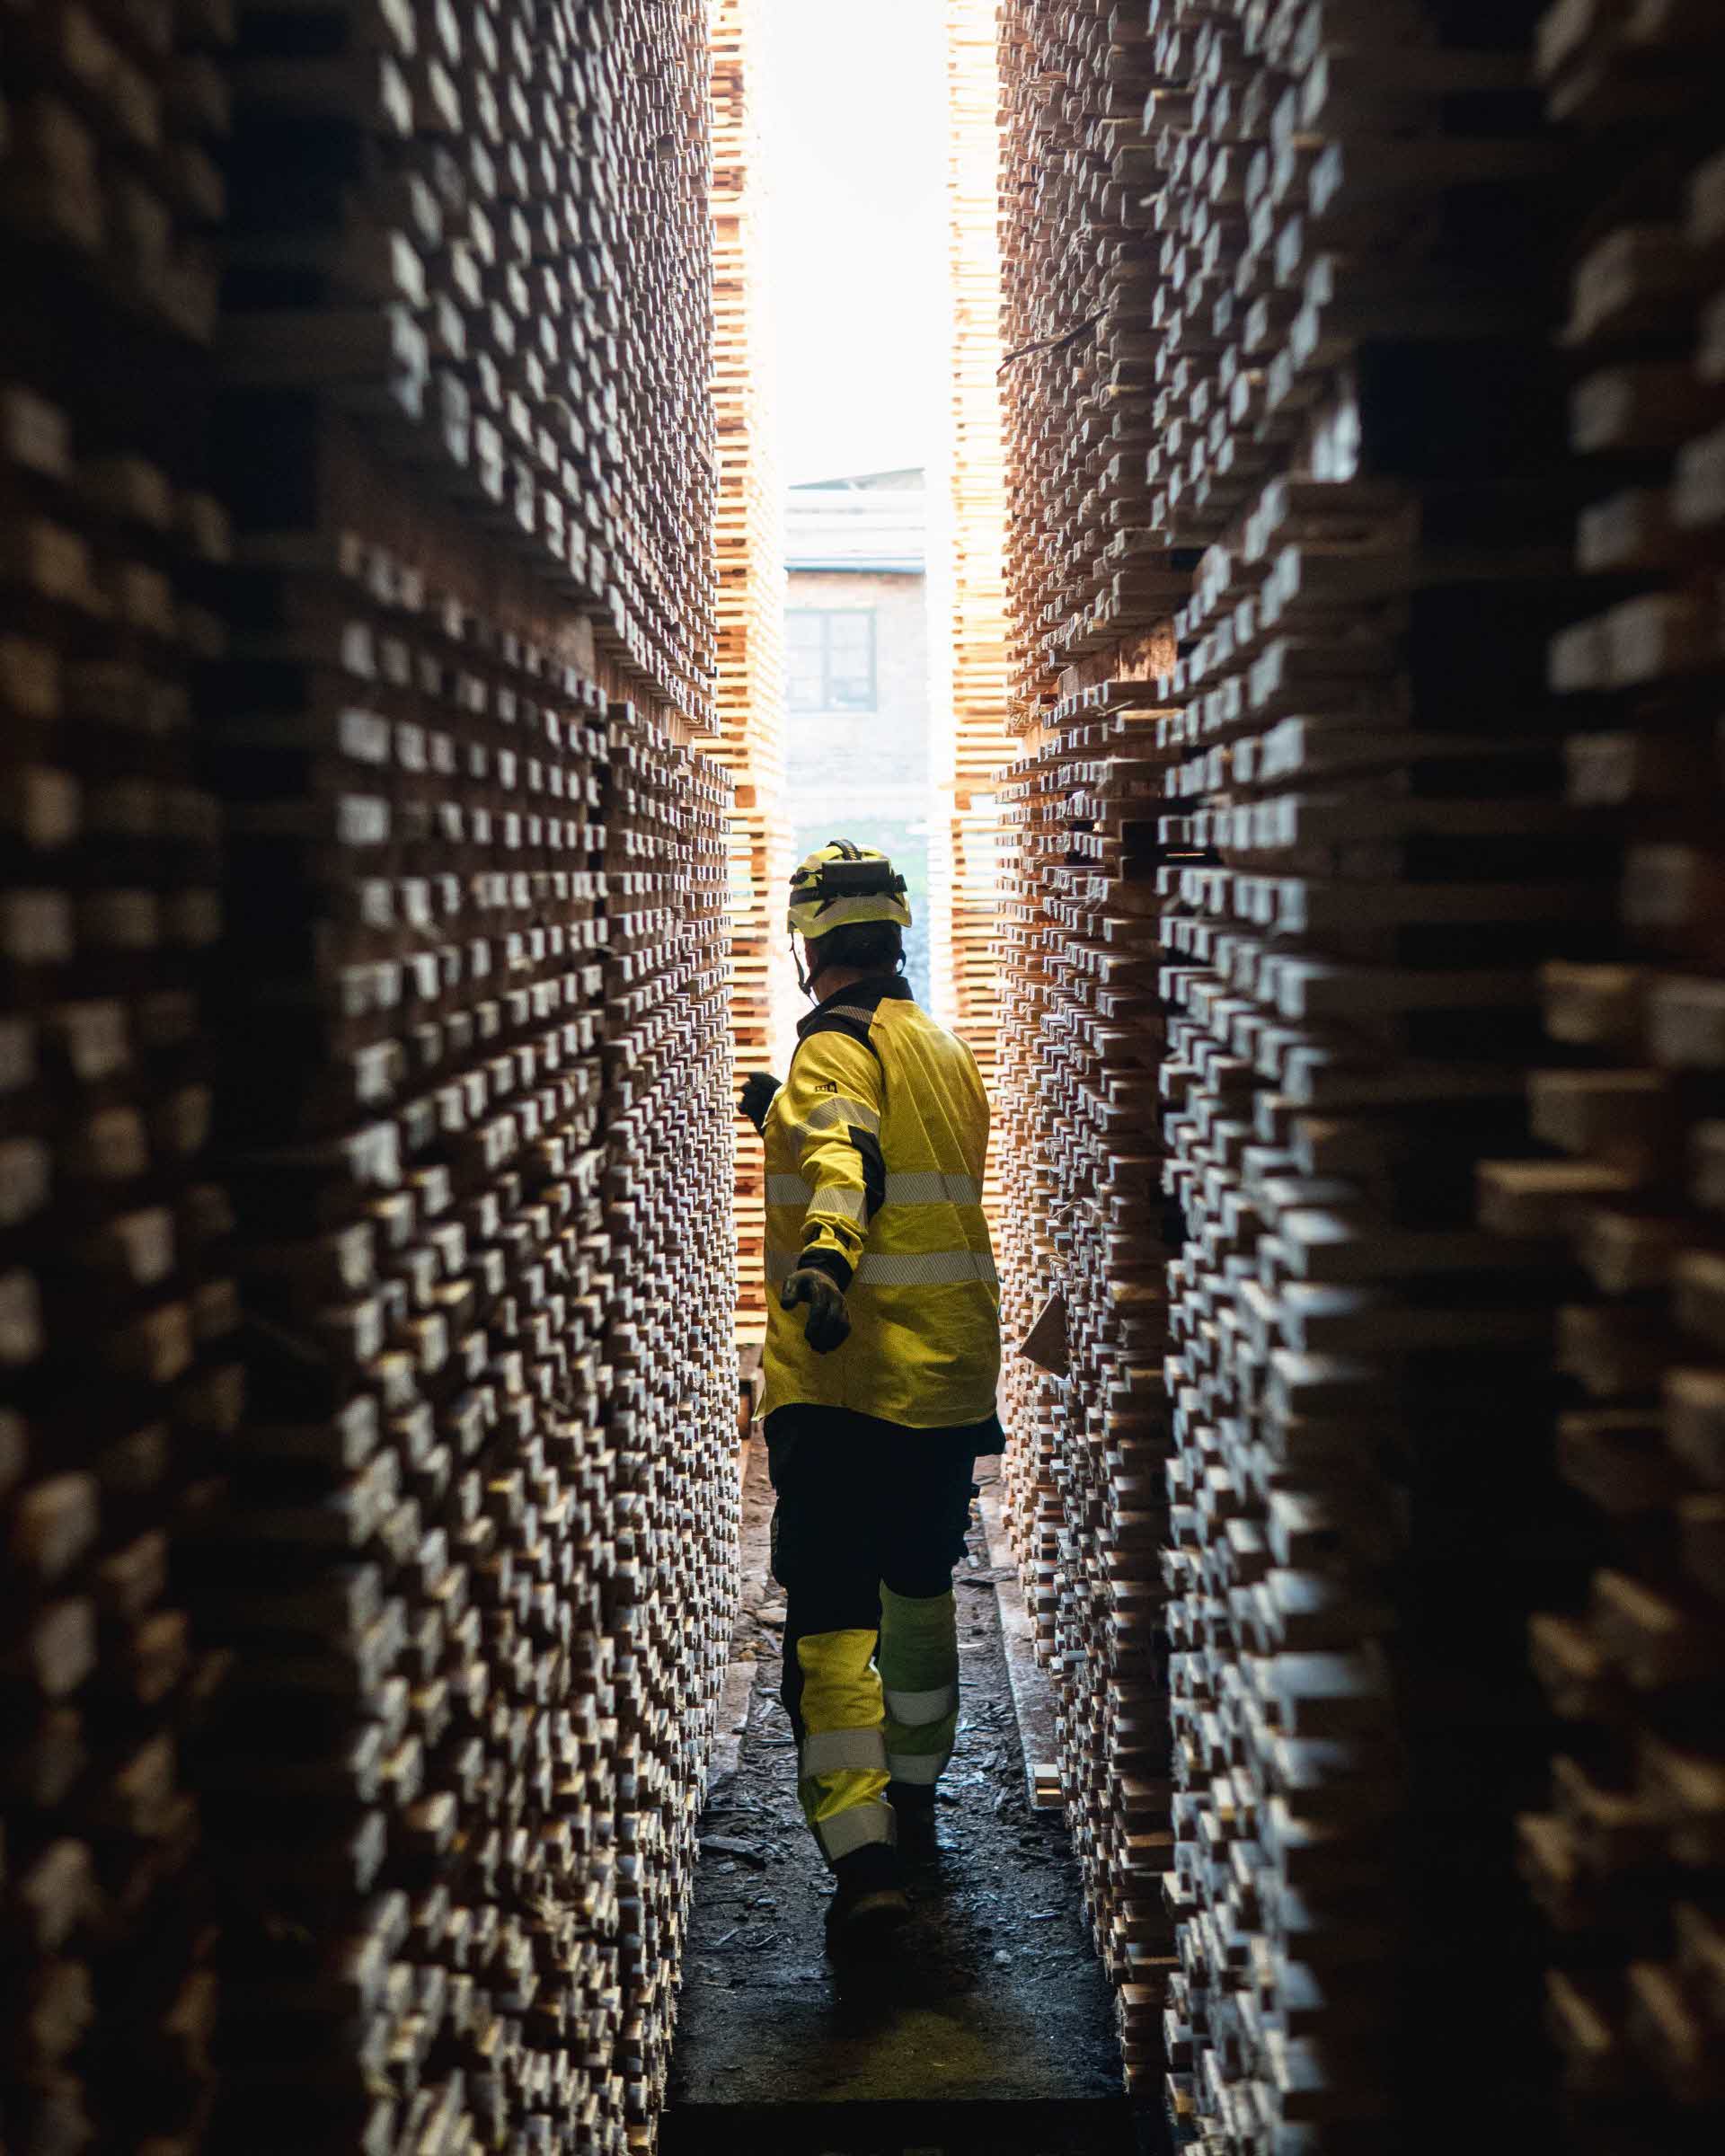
[737,841,1002,1949]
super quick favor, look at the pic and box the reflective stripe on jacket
[761,974,1001,1427]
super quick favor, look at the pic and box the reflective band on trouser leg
[794,1629,894,1865]
[801,1727,889,1776]
[878,1585,960,1788]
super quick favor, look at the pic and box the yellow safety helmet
[786,840,913,941]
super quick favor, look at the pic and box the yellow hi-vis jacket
[761,975,1001,1427]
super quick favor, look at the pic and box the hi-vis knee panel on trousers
[793,1629,893,1864]
[878,1585,959,1787]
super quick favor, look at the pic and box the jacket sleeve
[777,1030,885,1291]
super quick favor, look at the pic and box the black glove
[738,1070,780,1134]
[781,1267,852,1354]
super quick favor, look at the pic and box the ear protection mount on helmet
[805,858,906,903]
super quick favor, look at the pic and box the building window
[787,608,877,712]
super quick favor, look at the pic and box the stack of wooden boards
[996,3,1188,716]
[991,0,1687,2148]
[2,3,741,2152]
[198,451,739,2150]
[993,0,1185,2093]
[933,0,1015,1125]
[1,6,239,2150]
[995,699,1182,2088]
[705,0,792,1348]
[217,0,716,728]
[1480,5,1725,2143]
[1139,3,1597,2145]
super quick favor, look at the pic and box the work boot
[825,1842,909,1956]
[887,1778,939,1857]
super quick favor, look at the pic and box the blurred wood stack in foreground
[1484,4,1725,2143]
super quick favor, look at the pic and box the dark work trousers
[765,1405,993,1746]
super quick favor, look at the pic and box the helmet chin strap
[793,936,829,1002]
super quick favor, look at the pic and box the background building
[784,471,933,1002]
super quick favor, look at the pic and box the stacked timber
[934,0,1015,1119]
[217,0,715,732]
[994,0,1187,2089]
[705,0,792,1347]
[0,6,238,2150]
[997,703,1184,2081]
[194,464,738,2148]
[996,2,1187,729]
[995,735,1061,1607]
[5,2,739,2151]
[193,2,737,2146]
[1481,6,1725,2145]
[995,0,1632,2146]
[1143,3,1588,2148]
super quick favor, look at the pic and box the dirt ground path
[662,1446,1139,2153]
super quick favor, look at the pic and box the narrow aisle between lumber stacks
[660,1446,1142,2156]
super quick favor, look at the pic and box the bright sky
[761,0,948,486]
